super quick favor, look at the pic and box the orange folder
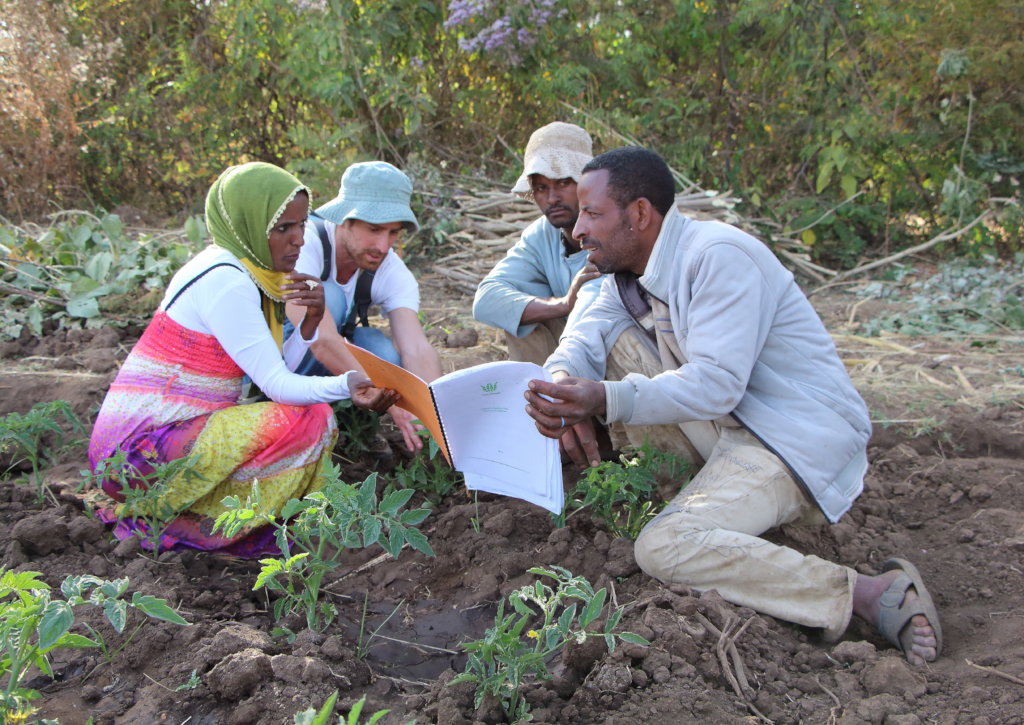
[345,342,452,464]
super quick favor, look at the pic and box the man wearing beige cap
[473,122,602,365]
[284,161,441,452]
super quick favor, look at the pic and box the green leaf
[84,251,113,282]
[841,174,858,199]
[399,508,431,526]
[59,632,101,649]
[604,608,623,632]
[2,569,49,593]
[362,517,382,547]
[184,216,206,245]
[510,595,533,617]
[131,592,190,625]
[298,689,337,725]
[815,161,834,194]
[344,694,365,725]
[579,588,606,629]
[402,526,435,557]
[255,561,285,590]
[618,632,651,646]
[103,597,128,633]
[38,600,74,651]
[98,577,129,599]
[65,295,101,319]
[379,487,414,516]
[281,498,308,519]
[101,213,125,240]
[557,603,577,634]
[359,472,379,511]
[384,528,406,558]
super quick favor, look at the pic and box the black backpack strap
[165,262,241,311]
[340,269,375,340]
[614,272,657,343]
[311,214,376,340]
[310,215,332,282]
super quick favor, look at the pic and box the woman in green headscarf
[88,162,398,556]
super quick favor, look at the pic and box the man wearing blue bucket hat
[285,161,442,452]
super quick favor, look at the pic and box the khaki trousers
[505,318,566,367]
[610,328,856,636]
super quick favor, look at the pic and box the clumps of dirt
[0,323,139,375]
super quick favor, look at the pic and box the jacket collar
[639,205,686,302]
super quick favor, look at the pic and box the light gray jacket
[546,207,871,522]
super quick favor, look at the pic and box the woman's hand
[283,273,325,340]
[348,372,400,413]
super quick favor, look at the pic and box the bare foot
[852,570,939,665]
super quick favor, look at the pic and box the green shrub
[0,401,85,504]
[452,566,648,722]
[213,464,434,632]
[0,569,188,722]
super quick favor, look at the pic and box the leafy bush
[390,434,465,504]
[87,451,207,558]
[0,212,205,341]
[3,0,1018,268]
[557,444,690,539]
[213,464,434,632]
[857,254,1024,339]
[0,569,188,722]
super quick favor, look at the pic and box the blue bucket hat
[315,161,420,232]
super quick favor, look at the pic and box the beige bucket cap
[511,122,593,197]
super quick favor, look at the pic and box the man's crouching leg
[634,427,857,640]
[505,318,566,366]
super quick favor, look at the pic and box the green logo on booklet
[480,382,498,394]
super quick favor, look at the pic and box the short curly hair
[581,147,675,216]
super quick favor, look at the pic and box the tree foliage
[2,0,1021,261]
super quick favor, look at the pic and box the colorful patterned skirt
[88,310,338,557]
[95,401,337,557]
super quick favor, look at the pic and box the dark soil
[2,284,1023,725]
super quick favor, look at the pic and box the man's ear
[633,197,654,231]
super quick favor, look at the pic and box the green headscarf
[204,162,309,349]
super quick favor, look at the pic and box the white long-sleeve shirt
[162,246,353,404]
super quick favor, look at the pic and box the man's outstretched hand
[524,376,606,468]
[388,404,425,452]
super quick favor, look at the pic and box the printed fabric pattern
[88,311,337,556]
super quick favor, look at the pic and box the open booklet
[345,343,564,514]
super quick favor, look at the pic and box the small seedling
[556,443,690,539]
[451,565,649,722]
[213,463,434,632]
[294,691,410,725]
[355,595,405,660]
[390,433,464,504]
[87,451,206,558]
[331,400,386,461]
[0,569,189,722]
[0,401,85,505]
[175,669,201,691]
